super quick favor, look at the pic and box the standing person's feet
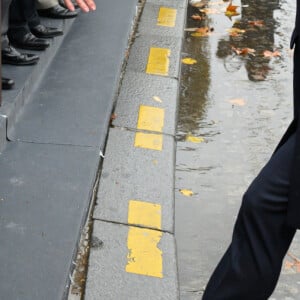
[30,24,63,38]
[8,31,50,51]
[2,45,39,65]
[2,77,15,90]
[38,4,78,19]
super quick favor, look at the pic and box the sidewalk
[0,0,187,299]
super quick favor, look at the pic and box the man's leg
[202,134,297,300]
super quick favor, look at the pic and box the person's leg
[1,0,12,49]
[202,133,297,300]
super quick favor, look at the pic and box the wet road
[175,0,300,298]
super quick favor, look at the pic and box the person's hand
[64,0,96,12]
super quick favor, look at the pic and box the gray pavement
[0,0,140,298]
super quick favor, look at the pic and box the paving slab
[8,0,138,149]
[94,128,175,233]
[85,220,179,300]
[0,141,99,300]
[113,71,178,135]
[147,0,187,9]
[126,34,182,79]
[138,2,186,37]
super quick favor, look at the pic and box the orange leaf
[232,46,255,56]
[191,14,202,20]
[191,27,213,37]
[226,3,239,11]
[263,50,281,58]
[227,27,246,36]
[248,20,264,27]
[228,98,246,106]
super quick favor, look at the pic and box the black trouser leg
[202,134,297,300]
[9,0,40,36]
[1,0,12,48]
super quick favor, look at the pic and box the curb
[85,0,188,298]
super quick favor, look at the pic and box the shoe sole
[2,59,39,66]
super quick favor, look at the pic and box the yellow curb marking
[134,132,163,151]
[126,200,163,278]
[126,227,163,278]
[157,7,177,27]
[146,47,170,76]
[128,200,162,229]
[137,105,165,132]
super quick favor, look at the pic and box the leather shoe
[30,24,63,38]
[38,4,78,19]
[59,0,79,9]
[2,77,15,90]
[2,45,39,66]
[8,32,50,51]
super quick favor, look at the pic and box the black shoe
[30,24,63,38]
[2,77,15,90]
[8,32,50,51]
[38,4,78,19]
[2,45,39,65]
[59,0,79,9]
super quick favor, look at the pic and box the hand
[64,0,96,12]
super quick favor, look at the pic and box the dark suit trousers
[9,0,40,36]
[1,0,12,48]
[202,134,297,300]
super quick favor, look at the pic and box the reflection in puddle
[176,0,295,298]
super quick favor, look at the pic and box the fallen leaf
[228,98,246,106]
[191,14,202,20]
[225,2,239,17]
[110,113,117,123]
[179,189,194,197]
[263,50,281,58]
[200,8,220,14]
[248,20,264,27]
[186,133,205,143]
[182,58,198,65]
[227,27,246,36]
[190,0,207,8]
[191,27,213,37]
[153,96,162,103]
[232,46,256,56]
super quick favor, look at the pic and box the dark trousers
[9,0,40,35]
[1,0,12,48]
[202,134,297,299]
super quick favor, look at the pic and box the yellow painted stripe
[157,7,177,27]
[128,200,162,229]
[134,132,163,151]
[137,105,165,132]
[146,48,170,76]
[126,227,163,278]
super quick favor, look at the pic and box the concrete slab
[85,220,179,300]
[94,128,175,233]
[8,0,138,149]
[0,141,99,300]
[126,34,182,79]
[147,0,187,9]
[138,2,186,37]
[113,71,178,136]
[0,116,6,153]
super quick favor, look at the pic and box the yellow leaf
[227,27,245,36]
[225,3,239,17]
[191,27,213,37]
[153,96,163,103]
[182,58,197,65]
[186,133,205,143]
[228,98,246,106]
[179,189,194,197]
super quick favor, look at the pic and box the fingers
[64,0,75,11]
[64,0,96,12]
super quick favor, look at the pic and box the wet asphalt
[175,0,300,299]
